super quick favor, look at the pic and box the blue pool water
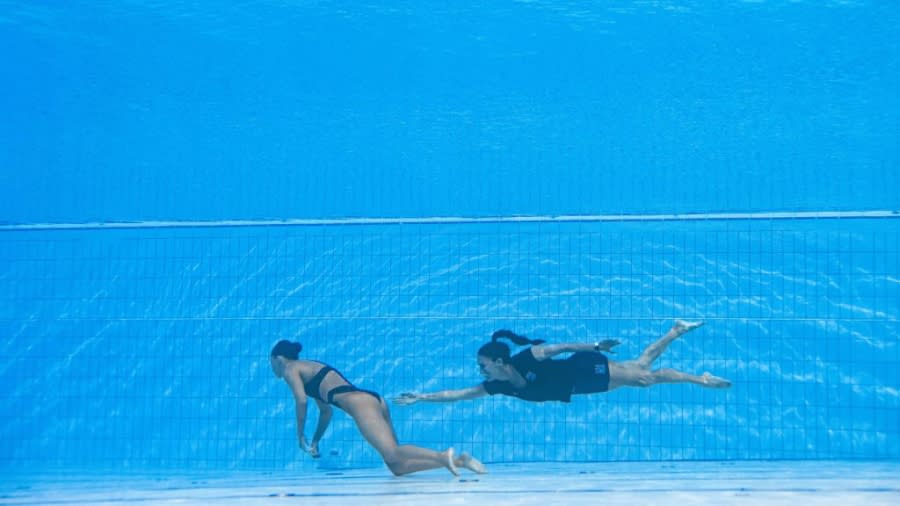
[0,1,898,503]
[1,1,898,223]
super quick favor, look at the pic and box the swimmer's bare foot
[673,319,704,336]
[702,372,731,388]
[456,452,487,474]
[446,448,459,476]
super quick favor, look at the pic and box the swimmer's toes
[703,372,731,388]
[459,452,488,474]
[674,319,704,334]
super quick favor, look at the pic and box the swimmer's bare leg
[652,368,732,388]
[607,361,731,390]
[636,319,704,369]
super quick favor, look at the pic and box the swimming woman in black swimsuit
[394,320,731,406]
[269,340,486,476]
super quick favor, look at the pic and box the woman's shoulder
[510,347,540,364]
[283,360,305,374]
[296,359,333,375]
[513,346,538,357]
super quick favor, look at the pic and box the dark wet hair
[270,340,303,360]
[478,330,546,363]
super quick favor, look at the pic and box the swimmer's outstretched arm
[283,367,312,451]
[306,399,332,458]
[531,339,621,361]
[392,384,488,405]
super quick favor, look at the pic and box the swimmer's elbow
[530,345,549,360]
[463,386,487,400]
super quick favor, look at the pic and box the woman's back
[296,360,354,404]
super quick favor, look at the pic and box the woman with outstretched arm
[394,320,730,405]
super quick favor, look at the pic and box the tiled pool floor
[2,460,897,505]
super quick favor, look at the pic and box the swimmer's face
[270,356,284,378]
[477,355,504,380]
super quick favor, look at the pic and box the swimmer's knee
[382,451,405,475]
[385,459,407,476]
[633,372,654,387]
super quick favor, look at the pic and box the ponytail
[479,329,545,362]
[491,329,546,346]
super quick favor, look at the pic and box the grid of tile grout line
[0,217,897,471]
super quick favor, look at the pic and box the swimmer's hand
[596,339,621,353]
[307,442,321,459]
[392,392,421,406]
[299,437,321,458]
